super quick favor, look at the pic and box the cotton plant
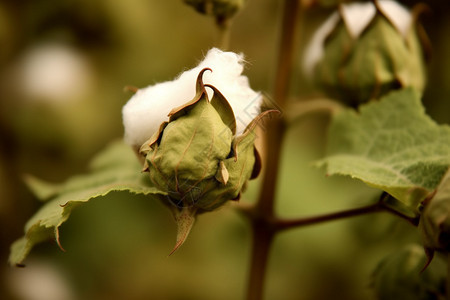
[8,0,450,299]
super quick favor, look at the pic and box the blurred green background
[1,0,449,299]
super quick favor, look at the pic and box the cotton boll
[303,0,413,77]
[136,62,263,253]
[122,48,262,149]
[302,0,425,105]
[20,43,93,104]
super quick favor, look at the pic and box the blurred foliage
[371,244,446,299]
[1,0,450,300]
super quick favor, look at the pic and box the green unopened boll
[141,68,259,213]
[303,0,428,106]
[139,68,270,253]
[122,48,268,254]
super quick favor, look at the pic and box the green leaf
[318,88,450,211]
[9,140,165,266]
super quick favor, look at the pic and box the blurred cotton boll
[20,43,94,104]
[302,0,426,105]
[122,48,262,149]
[303,0,413,77]
[7,260,75,300]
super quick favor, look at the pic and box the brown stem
[256,0,300,219]
[275,202,383,231]
[245,1,300,299]
[246,220,275,300]
[273,193,419,231]
[379,202,420,227]
[215,16,232,50]
[238,195,419,233]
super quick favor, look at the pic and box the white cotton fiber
[122,48,262,148]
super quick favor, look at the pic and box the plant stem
[216,16,232,50]
[239,195,418,233]
[245,0,300,299]
[378,202,419,226]
[273,193,419,231]
[275,202,383,230]
[246,219,275,300]
[257,0,300,221]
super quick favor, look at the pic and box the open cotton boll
[122,48,262,149]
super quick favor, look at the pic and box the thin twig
[216,16,232,50]
[274,202,383,231]
[272,193,419,231]
[238,193,419,233]
[378,202,419,226]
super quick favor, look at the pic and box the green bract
[139,68,267,252]
[313,3,427,105]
